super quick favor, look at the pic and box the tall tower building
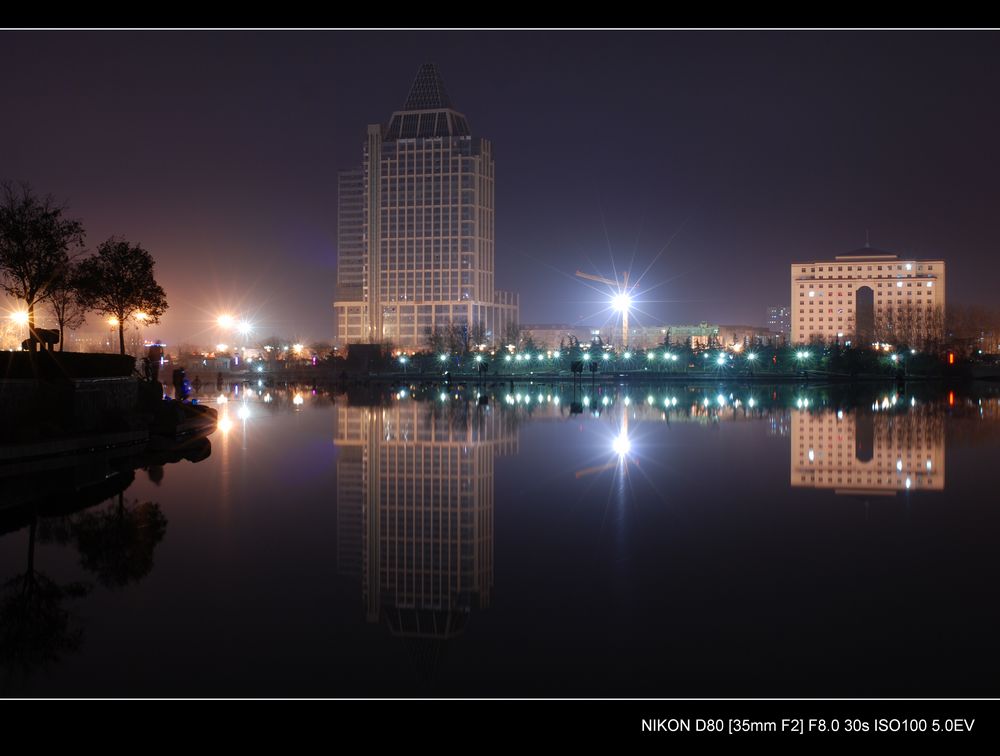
[334,63,519,350]
[334,169,365,343]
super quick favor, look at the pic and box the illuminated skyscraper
[334,63,519,349]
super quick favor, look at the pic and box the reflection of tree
[71,494,167,589]
[0,518,88,686]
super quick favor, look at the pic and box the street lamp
[612,292,631,313]
[575,270,632,346]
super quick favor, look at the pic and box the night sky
[2,30,998,345]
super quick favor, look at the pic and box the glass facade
[335,64,517,348]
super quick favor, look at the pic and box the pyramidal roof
[384,63,470,141]
[402,63,453,110]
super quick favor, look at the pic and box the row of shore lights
[401,347,917,369]
[405,350,753,366]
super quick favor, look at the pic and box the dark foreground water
[2,380,999,698]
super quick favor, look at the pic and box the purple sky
[2,30,999,345]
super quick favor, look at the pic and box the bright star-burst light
[612,429,631,456]
[611,293,632,312]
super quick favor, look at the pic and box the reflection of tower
[790,405,945,495]
[335,401,516,639]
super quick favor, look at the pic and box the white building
[791,250,945,347]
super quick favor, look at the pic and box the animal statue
[21,327,60,351]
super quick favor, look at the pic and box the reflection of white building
[790,408,944,494]
[335,401,517,638]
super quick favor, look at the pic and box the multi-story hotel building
[790,405,944,495]
[334,63,519,350]
[790,250,945,347]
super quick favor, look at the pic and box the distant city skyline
[2,30,999,345]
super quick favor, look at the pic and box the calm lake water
[2,380,999,697]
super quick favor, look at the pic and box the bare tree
[426,326,446,354]
[874,303,895,345]
[470,320,488,349]
[502,320,522,349]
[444,323,469,354]
[0,182,85,350]
[46,262,88,351]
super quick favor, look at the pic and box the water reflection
[3,381,1000,696]
[0,517,88,689]
[335,400,517,645]
[791,405,945,495]
[0,433,212,688]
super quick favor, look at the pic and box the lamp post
[574,270,632,347]
[795,350,811,377]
